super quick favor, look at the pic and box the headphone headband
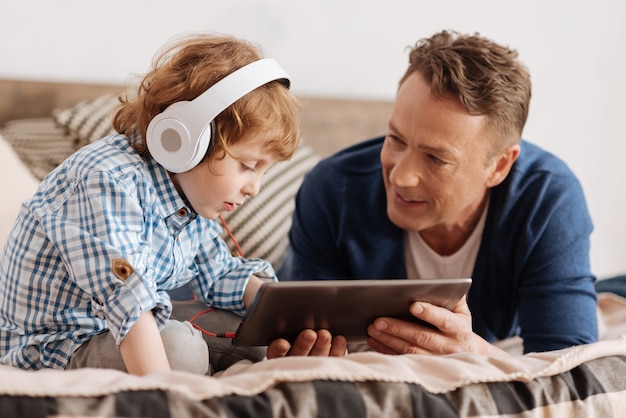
[146,58,290,173]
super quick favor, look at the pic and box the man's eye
[427,154,445,165]
[385,135,406,148]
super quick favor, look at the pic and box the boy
[0,34,319,375]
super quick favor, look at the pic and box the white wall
[1,0,625,278]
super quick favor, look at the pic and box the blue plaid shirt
[0,135,275,370]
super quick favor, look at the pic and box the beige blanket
[1,293,624,400]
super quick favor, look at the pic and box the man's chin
[387,206,424,232]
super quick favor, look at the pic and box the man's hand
[266,329,347,359]
[366,296,509,357]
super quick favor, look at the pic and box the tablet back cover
[232,278,471,346]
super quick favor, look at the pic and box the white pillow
[0,133,40,248]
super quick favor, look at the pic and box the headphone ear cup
[145,58,290,173]
[146,102,214,173]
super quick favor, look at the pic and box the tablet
[232,278,472,346]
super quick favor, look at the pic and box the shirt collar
[144,154,192,219]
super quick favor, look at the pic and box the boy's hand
[267,329,347,359]
[243,275,265,308]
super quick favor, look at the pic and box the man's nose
[390,154,420,187]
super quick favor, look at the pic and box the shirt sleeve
[189,223,276,315]
[38,170,171,346]
[515,172,598,352]
[498,160,598,353]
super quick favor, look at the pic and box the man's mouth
[393,190,426,206]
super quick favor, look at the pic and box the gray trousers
[66,301,266,375]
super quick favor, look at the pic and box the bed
[1,78,626,417]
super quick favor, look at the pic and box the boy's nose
[243,178,261,197]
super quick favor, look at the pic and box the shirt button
[177,208,188,217]
[112,259,135,281]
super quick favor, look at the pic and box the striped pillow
[52,93,118,145]
[1,118,79,181]
[50,94,320,269]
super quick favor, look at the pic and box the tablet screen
[232,278,472,346]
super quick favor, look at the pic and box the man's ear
[485,144,521,188]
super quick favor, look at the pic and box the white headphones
[146,58,290,173]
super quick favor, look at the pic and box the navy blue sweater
[280,136,598,353]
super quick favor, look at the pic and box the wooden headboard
[0,79,124,125]
[0,78,393,157]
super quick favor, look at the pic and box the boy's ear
[485,144,521,188]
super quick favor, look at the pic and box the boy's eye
[241,162,256,172]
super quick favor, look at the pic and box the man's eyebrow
[387,120,401,134]
[417,143,447,154]
[387,121,455,157]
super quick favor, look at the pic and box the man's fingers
[367,320,432,355]
[409,301,462,335]
[366,337,398,355]
[452,295,472,316]
[367,302,454,355]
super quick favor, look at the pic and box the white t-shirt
[404,203,488,280]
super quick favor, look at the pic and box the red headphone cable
[219,214,244,257]
[188,307,237,338]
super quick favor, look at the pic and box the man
[276,30,598,356]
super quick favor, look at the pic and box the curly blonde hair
[112,33,300,163]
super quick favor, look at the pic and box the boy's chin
[194,208,220,220]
